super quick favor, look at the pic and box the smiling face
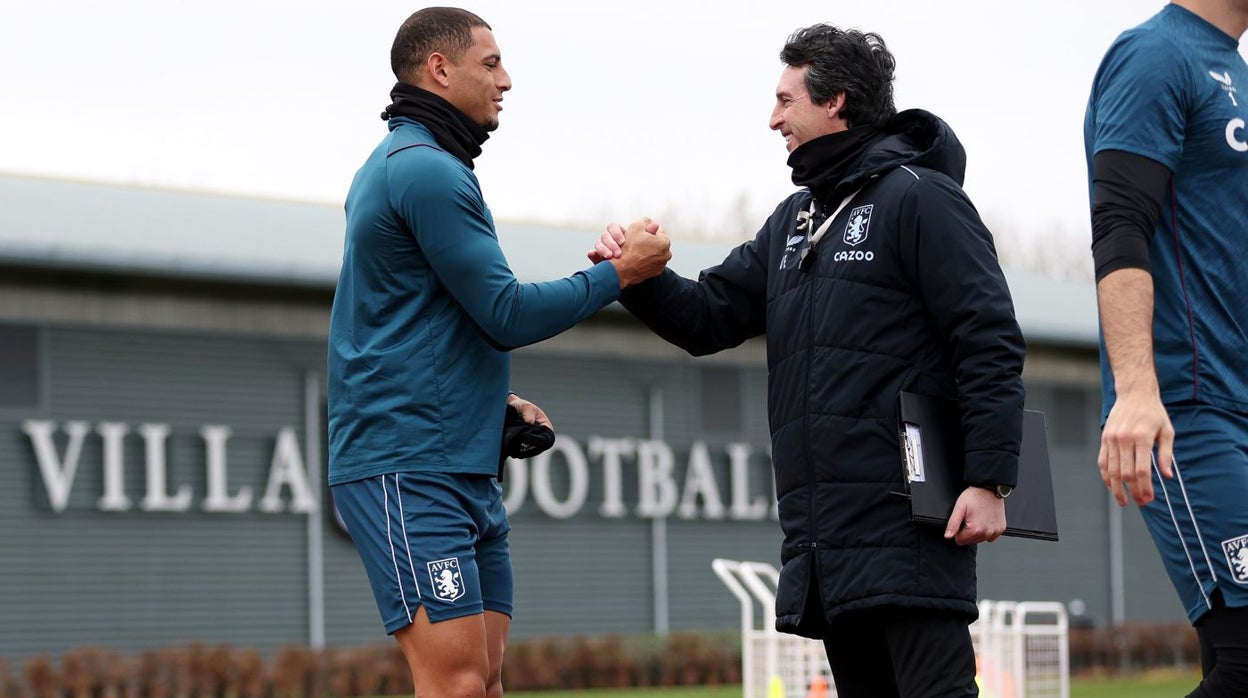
[769,64,846,152]
[442,26,511,132]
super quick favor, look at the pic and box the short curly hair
[391,7,491,83]
[780,24,897,128]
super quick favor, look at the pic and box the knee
[485,665,504,698]
[440,673,489,698]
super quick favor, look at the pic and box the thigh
[823,611,900,698]
[883,610,978,698]
[396,608,509,698]
[395,605,490,698]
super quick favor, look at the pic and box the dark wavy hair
[779,24,897,128]
[391,7,491,82]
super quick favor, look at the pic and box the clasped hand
[586,218,670,288]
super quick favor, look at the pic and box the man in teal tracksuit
[326,8,671,698]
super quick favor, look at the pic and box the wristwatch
[975,483,1013,499]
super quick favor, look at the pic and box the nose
[769,104,783,131]
[498,66,512,92]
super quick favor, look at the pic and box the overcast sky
[3,1,1243,267]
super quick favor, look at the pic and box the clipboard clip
[901,422,926,483]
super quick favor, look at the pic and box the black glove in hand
[498,404,555,481]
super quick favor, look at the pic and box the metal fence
[713,558,1070,698]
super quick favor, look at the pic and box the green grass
[1070,669,1202,698]
[501,670,1204,697]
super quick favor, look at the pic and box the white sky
[2,1,1243,263]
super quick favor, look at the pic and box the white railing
[714,558,1069,698]
[712,558,835,698]
[972,600,1070,698]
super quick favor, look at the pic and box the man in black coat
[591,24,1025,698]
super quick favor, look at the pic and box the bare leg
[484,610,511,698]
[395,606,502,698]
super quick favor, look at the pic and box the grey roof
[0,173,1098,344]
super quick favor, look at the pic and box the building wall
[0,279,1185,663]
[0,323,336,658]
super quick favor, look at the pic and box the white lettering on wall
[21,420,777,522]
[589,436,634,519]
[728,443,769,520]
[260,427,316,514]
[636,439,678,518]
[201,426,252,513]
[96,422,132,511]
[23,420,89,512]
[529,436,589,519]
[678,441,725,520]
[140,424,191,512]
[500,455,527,513]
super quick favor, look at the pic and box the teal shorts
[332,472,513,634]
[1140,402,1248,623]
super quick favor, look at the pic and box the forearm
[619,270,729,356]
[1096,267,1159,397]
[483,264,621,348]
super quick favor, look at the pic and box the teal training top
[327,118,620,485]
[1084,4,1248,417]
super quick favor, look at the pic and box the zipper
[803,231,818,558]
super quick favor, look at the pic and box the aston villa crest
[1223,535,1248,584]
[428,557,466,601]
[844,204,873,246]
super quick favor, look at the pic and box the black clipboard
[898,391,1058,541]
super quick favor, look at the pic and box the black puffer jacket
[619,110,1025,636]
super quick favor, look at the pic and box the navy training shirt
[1084,4,1248,417]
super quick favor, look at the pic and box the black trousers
[821,606,978,698]
[1187,591,1248,698]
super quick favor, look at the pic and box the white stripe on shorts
[393,474,422,601]
[384,477,413,621]
[1154,453,1215,610]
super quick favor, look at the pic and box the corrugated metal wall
[0,318,1189,664]
[1,326,326,657]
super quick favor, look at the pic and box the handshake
[586,217,671,289]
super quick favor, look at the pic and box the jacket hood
[838,109,967,194]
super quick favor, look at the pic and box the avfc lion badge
[1223,535,1248,584]
[428,557,466,601]
[844,204,873,246]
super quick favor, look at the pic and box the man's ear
[825,92,846,119]
[426,52,452,88]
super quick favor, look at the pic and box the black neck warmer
[788,125,882,202]
[381,82,489,169]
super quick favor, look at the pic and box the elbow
[485,326,538,352]
[483,333,520,352]
[477,320,529,352]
